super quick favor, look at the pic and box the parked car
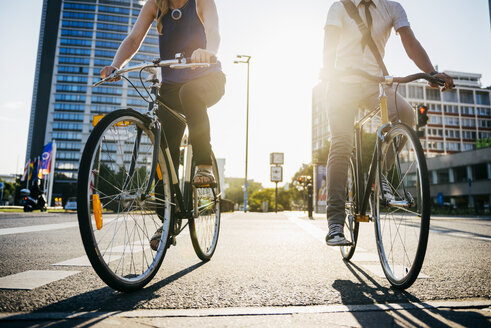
[64,197,77,210]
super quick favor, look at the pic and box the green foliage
[224,177,262,206]
[0,178,17,203]
[248,187,292,212]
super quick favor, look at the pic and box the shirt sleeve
[325,2,345,29]
[390,1,410,32]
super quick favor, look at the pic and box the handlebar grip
[432,77,446,87]
[184,55,217,64]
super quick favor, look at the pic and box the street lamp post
[234,55,251,212]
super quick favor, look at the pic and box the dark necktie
[361,0,373,51]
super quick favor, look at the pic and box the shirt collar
[354,0,378,8]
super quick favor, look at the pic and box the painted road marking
[0,270,79,290]
[0,222,79,236]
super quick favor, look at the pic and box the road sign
[270,153,284,165]
[271,166,283,182]
[0,182,4,189]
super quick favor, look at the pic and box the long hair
[154,0,169,34]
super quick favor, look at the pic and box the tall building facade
[312,71,491,159]
[27,0,160,199]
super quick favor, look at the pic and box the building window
[429,115,442,125]
[62,11,95,21]
[453,166,468,183]
[60,38,92,47]
[461,118,476,127]
[476,91,490,105]
[444,105,458,114]
[57,75,89,84]
[442,89,458,102]
[54,103,85,112]
[477,107,491,116]
[426,88,441,101]
[436,169,450,184]
[429,104,441,112]
[459,90,474,104]
[461,106,475,116]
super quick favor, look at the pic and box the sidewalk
[1,299,489,327]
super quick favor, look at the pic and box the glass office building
[26,0,160,199]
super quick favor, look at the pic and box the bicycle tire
[77,109,173,292]
[373,123,430,289]
[341,158,359,260]
[189,151,221,261]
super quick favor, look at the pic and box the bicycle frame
[352,88,392,221]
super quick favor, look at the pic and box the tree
[290,164,313,209]
[224,177,262,207]
[248,187,292,212]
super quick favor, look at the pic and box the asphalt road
[0,211,489,327]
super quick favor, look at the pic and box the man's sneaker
[326,223,351,246]
[380,175,395,201]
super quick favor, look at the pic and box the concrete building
[26,0,160,200]
[426,147,490,210]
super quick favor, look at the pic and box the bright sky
[0,0,490,188]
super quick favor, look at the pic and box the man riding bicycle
[321,0,454,246]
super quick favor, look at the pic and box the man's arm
[398,26,454,91]
[194,0,220,63]
[321,26,341,81]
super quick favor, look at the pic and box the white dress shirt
[325,0,410,82]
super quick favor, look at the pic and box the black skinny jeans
[157,71,226,172]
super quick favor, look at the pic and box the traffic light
[417,105,429,127]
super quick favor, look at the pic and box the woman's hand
[100,65,121,82]
[190,48,216,63]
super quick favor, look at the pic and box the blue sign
[437,192,443,206]
[0,182,4,189]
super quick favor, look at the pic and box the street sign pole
[275,182,278,213]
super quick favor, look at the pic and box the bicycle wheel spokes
[341,158,359,260]
[78,110,172,291]
[374,124,430,289]
[189,152,221,261]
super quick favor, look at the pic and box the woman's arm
[193,0,220,63]
[100,0,157,79]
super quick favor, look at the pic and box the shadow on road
[333,261,488,327]
[2,261,206,327]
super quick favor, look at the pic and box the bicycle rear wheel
[77,109,173,292]
[374,123,430,289]
[189,151,221,261]
[341,158,359,260]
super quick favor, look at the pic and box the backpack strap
[340,0,389,76]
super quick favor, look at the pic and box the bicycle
[338,70,445,289]
[77,55,221,292]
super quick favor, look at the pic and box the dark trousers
[157,71,226,171]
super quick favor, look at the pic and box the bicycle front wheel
[77,109,173,292]
[189,151,221,261]
[374,123,430,289]
[341,158,359,260]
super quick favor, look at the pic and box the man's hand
[191,48,216,63]
[428,72,454,92]
[100,65,121,82]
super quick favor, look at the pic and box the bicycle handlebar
[93,55,217,87]
[344,69,446,87]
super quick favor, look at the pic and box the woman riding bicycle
[100,0,225,188]
[322,0,454,246]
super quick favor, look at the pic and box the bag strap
[340,0,389,76]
